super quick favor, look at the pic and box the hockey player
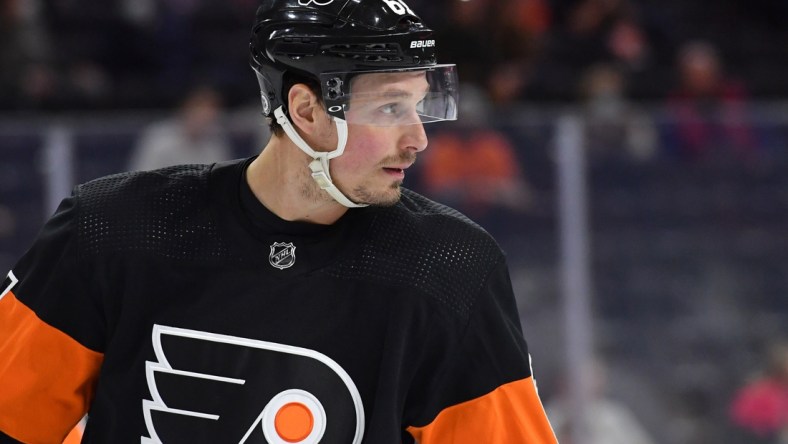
[0,0,557,442]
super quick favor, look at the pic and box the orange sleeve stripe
[407,377,558,444]
[0,291,104,444]
[62,422,84,444]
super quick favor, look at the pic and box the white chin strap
[274,106,368,208]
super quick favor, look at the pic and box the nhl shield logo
[269,242,296,270]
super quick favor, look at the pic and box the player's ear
[288,84,327,136]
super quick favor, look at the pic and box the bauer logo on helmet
[410,40,435,49]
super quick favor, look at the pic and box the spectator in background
[532,0,655,101]
[0,0,55,108]
[664,41,758,163]
[149,0,257,108]
[435,0,551,107]
[579,63,656,163]
[546,358,656,444]
[606,15,649,71]
[485,0,551,107]
[730,340,788,443]
[434,0,495,92]
[128,85,232,171]
[419,85,533,238]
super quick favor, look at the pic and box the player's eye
[379,103,401,116]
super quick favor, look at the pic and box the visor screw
[326,77,343,99]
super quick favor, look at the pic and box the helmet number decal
[382,0,415,16]
[298,0,335,5]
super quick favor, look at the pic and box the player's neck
[246,138,348,225]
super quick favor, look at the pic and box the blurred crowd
[2,0,786,172]
[2,0,788,111]
[0,0,257,110]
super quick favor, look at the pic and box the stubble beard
[301,174,403,207]
[351,180,403,207]
[300,151,415,207]
[351,150,416,207]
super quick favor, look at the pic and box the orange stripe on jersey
[0,291,103,444]
[407,377,557,444]
[62,422,84,444]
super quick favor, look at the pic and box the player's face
[329,72,430,206]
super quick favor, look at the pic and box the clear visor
[320,64,458,127]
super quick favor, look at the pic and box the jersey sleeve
[0,191,105,444]
[405,256,557,444]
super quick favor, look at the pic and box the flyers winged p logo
[142,325,365,443]
[1,271,18,300]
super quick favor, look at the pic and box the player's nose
[402,122,428,152]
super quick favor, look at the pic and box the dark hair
[269,72,322,137]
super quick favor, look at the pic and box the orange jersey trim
[407,377,557,444]
[62,422,84,444]
[0,291,103,444]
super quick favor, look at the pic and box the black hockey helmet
[249,0,458,125]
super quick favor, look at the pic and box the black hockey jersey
[0,158,557,443]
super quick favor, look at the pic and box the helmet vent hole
[323,43,402,62]
[397,18,419,30]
